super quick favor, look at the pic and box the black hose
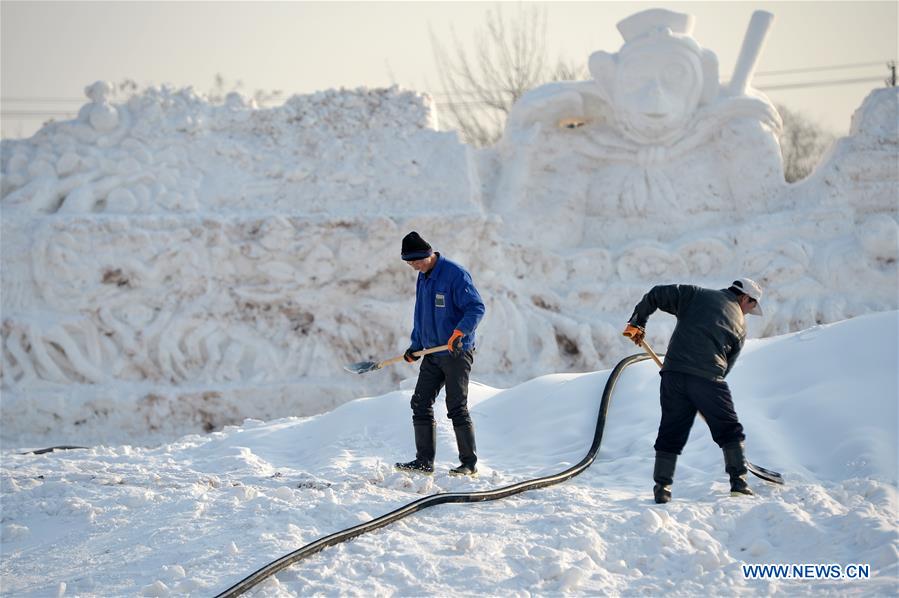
[214,353,652,597]
[19,445,88,455]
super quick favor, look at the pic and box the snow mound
[1,313,896,595]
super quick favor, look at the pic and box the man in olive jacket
[623,278,764,503]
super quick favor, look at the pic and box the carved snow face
[612,44,703,141]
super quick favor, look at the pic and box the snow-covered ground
[2,312,896,596]
[1,8,896,595]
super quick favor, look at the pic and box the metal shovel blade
[343,344,446,375]
[747,461,784,485]
[343,360,381,375]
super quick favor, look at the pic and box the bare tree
[207,73,244,103]
[776,104,836,183]
[430,5,585,146]
[207,74,283,106]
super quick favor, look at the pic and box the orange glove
[448,329,464,356]
[622,324,645,346]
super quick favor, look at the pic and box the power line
[432,75,889,108]
[1,97,84,103]
[1,63,893,119]
[756,76,885,91]
[1,110,78,117]
[755,60,890,77]
[2,59,892,104]
[426,59,894,97]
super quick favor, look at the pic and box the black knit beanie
[401,231,433,261]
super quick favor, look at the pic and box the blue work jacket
[410,254,485,353]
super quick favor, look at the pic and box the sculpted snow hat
[731,278,764,316]
[401,231,433,261]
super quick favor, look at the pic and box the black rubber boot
[723,441,753,496]
[448,424,477,476]
[653,451,677,504]
[395,423,435,474]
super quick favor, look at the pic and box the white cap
[731,278,763,315]
[617,9,695,42]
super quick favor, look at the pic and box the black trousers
[410,350,474,428]
[654,370,745,454]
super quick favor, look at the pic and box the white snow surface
[1,11,897,594]
[1,312,897,596]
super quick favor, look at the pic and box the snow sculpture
[493,9,785,247]
[478,8,895,394]
[83,80,120,132]
[0,9,895,446]
[0,85,486,444]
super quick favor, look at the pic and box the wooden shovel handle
[639,340,665,369]
[379,344,451,369]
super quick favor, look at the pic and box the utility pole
[888,61,897,87]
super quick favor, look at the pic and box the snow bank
[1,8,897,446]
[1,313,895,595]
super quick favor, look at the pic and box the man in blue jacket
[395,231,486,476]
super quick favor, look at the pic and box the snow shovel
[633,337,785,485]
[344,344,450,375]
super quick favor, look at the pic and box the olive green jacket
[628,285,746,381]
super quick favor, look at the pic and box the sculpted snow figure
[494,9,786,247]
